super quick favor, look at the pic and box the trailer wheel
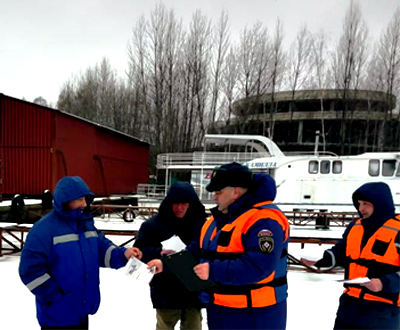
[8,194,25,222]
[123,208,136,222]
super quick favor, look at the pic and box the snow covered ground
[1,224,345,330]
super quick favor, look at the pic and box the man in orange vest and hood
[149,162,290,330]
[302,182,400,329]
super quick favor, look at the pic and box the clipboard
[162,250,216,291]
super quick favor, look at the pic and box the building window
[382,160,396,176]
[309,161,319,174]
[320,160,330,174]
[368,160,380,177]
[332,160,342,174]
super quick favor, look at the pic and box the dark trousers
[156,308,202,330]
[333,316,363,329]
[41,316,89,330]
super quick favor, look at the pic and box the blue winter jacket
[19,176,129,327]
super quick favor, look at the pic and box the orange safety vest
[200,201,290,308]
[344,217,400,306]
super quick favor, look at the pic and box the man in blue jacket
[19,176,142,329]
[149,162,290,330]
[302,182,400,329]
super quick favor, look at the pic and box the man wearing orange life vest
[302,182,400,329]
[149,162,290,329]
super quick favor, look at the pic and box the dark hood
[352,182,395,221]
[159,182,206,222]
[53,176,95,221]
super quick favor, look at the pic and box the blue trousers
[206,300,287,330]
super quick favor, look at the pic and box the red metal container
[0,93,150,199]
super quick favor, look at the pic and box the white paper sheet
[125,257,155,283]
[161,235,186,252]
[338,277,370,284]
[299,252,322,262]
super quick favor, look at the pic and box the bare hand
[193,263,210,280]
[300,258,317,267]
[124,247,143,260]
[360,278,383,292]
[148,259,163,274]
[161,249,175,255]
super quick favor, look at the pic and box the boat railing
[283,151,339,157]
[157,152,271,167]
[136,184,169,198]
[137,183,214,200]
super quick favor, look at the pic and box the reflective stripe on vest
[200,202,289,308]
[345,217,400,306]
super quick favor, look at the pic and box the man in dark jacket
[19,176,142,329]
[134,182,206,330]
[302,182,400,329]
[149,163,290,330]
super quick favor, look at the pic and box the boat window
[332,160,342,174]
[396,162,400,177]
[252,168,273,175]
[309,161,319,174]
[382,160,396,176]
[320,160,330,174]
[368,160,380,177]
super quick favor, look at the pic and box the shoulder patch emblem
[258,229,273,237]
[259,237,274,253]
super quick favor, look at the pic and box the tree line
[44,0,400,163]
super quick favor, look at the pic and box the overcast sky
[1,0,399,106]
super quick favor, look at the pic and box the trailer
[0,93,150,199]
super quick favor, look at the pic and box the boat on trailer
[137,134,400,214]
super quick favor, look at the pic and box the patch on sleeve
[259,237,274,253]
[258,229,273,237]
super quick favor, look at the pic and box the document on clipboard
[162,250,216,292]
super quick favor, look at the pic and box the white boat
[137,134,400,214]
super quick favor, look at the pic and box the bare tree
[57,78,77,114]
[333,0,369,154]
[221,45,240,127]
[182,10,212,149]
[308,30,332,151]
[236,21,271,134]
[376,7,400,150]
[126,15,152,142]
[162,9,185,152]
[33,96,49,107]
[209,10,230,125]
[268,19,286,139]
[286,24,312,142]
[96,58,118,127]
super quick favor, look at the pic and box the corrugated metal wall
[0,94,149,198]
[0,95,53,195]
[94,128,149,195]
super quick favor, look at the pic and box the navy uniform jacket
[134,182,206,309]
